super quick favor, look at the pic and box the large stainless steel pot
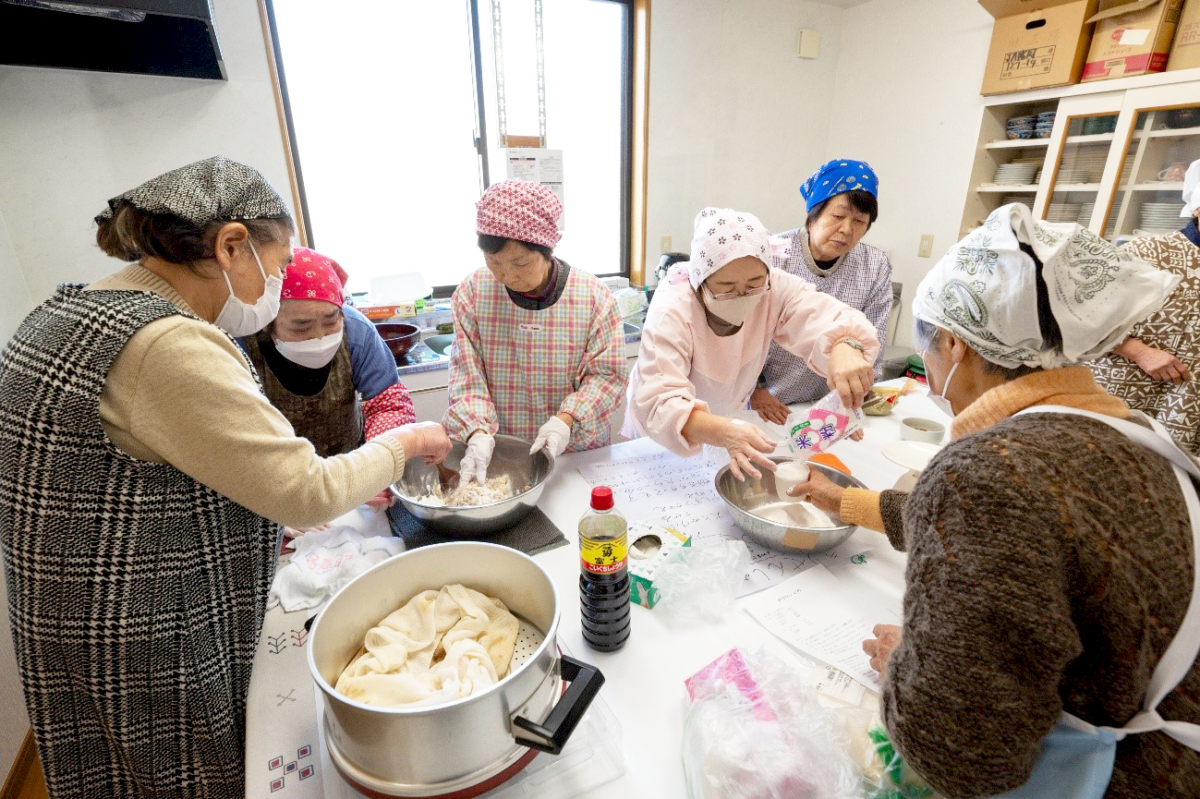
[308,542,603,797]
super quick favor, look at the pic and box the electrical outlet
[660,235,672,254]
[918,234,934,258]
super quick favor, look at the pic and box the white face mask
[702,286,765,327]
[273,329,343,369]
[923,348,959,417]
[214,242,283,337]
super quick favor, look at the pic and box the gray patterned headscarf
[913,203,1179,369]
[95,156,291,228]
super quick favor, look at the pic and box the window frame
[257,0,649,294]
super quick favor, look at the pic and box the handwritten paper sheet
[577,449,869,596]
[742,565,883,691]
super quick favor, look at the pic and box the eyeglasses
[705,280,771,301]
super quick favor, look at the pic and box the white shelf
[1051,183,1101,191]
[977,184,1037,192]
[981,67,1200,107]
[984,138,1051,150]
[1064,133,1115,145]
[1135,125,1200,140]
[1121,182,1186,191]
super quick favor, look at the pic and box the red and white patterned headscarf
[687,207,772,290]
[282,247,348,307]
[475,179,563,249]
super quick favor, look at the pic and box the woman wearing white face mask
[793,204,1200,799]
[623,207,878,480]
[243,247,416,462]
[0,158,451,799]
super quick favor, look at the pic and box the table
[245,382,949,798]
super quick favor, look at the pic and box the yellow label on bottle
[580,533,628,575]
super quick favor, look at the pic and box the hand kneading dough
[336,584,520,707]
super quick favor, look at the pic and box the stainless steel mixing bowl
[389,434,552,535]
[714,457,866,553]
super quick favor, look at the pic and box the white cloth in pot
[336,584,520,707]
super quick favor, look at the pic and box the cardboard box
[1082,0,1186,81]
[1168,0,1200,70]
[979,0,1101,95]
[626,521,690,609]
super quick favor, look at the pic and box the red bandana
[283,247,348,307]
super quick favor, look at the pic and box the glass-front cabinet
[961,70,1200,244]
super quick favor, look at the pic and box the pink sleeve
[629,296,709,458]
[361,382,417,439]
[770,270,881,378]
[444,279,499,440]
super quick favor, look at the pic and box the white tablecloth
[245,382,949,798]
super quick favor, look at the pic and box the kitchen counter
[396,321,644,378]
[245,384,944,798]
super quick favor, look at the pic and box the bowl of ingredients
[714,457,864,554]
[900,416,946,444]
[391,434,552,534]
[424,333,455,358]
[374,322,421,364]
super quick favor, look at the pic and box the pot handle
[511,656,605,755]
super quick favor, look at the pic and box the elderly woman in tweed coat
[0,157,451,798]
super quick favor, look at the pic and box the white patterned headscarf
[1182,159,1200,218]
[687,208,772,290]
[913,203,1179,369]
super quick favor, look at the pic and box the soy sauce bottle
[579,486,631,651]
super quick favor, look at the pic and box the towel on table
[268,508,403,611]
[336,584,520,707]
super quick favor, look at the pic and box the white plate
[881,440,943,472]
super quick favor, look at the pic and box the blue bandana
[800,159,879,212]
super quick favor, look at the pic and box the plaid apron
[0,286,278,798]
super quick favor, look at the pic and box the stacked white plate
[1140,202,1184,232]
[1077,202,1096,225]
[993,162,1039,185]
[1047,202,1083,223]
[1056,169,1092,184]
[999,195,1032,206]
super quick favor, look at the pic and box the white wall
[825,0,994,346]
[0,0,291,774]
[644,0,846,277]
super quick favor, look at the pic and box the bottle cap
[590,486,614,511]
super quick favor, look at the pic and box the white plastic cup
[774,460,811,502]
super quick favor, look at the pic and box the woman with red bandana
[243,247,416,520]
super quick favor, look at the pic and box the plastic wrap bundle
[682,648,864,799]
[653,539,751,620]
[682,648,933,799]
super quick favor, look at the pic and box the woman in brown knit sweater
[798,204,1200,798]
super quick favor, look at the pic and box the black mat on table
[386,503,569,556]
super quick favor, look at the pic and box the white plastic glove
[530,416,572,460]
[460,432,495,485]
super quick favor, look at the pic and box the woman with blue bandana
[751,159,893,424]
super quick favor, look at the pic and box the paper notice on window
[577,449,870,596]
[503,148,565,230]
[742,564,883,691]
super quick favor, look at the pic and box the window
[265,0,636,295]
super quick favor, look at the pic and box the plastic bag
[862,725,933,799]
[682,648,865,799]
[783,390,865,458]
[613,286,649,319]
[653,540,751,620]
